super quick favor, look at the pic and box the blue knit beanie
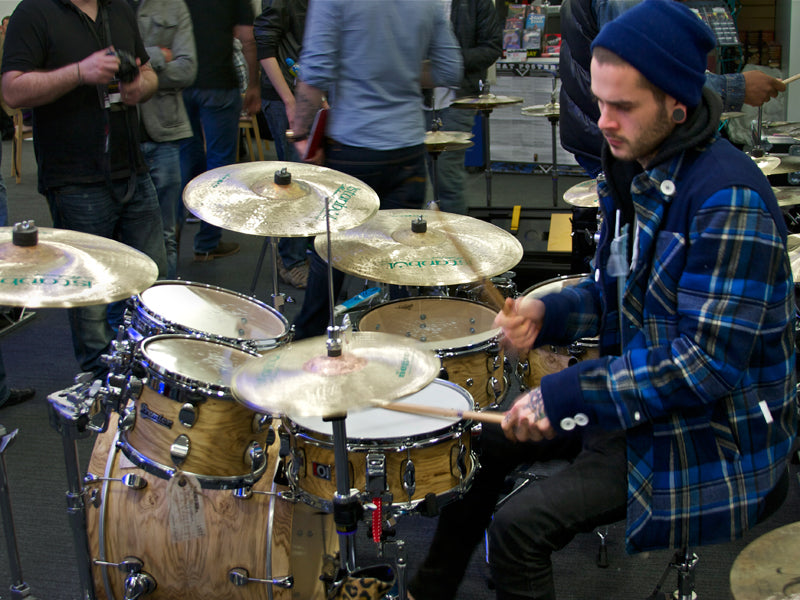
[590,0,716,107]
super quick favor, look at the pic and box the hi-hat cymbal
[0,222,158,308]
[182,161,380,237]
[231,332,440,418]
[313,209,524,286]
[729,521,800,600]
[425,130,474,153]
[563,179,599,207]
[521,103,560,118]
[763,154,800,176]
[772,186,800,207]
[752,154,781,175]
[451,94,524,110]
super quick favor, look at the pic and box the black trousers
[408,426,628,600]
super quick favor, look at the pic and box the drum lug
[516,360,531,390]
[228,567,293,589]
[401,459,416,499]
[118,406,137,431]
[451,444,468,479]
[287,447,304,489]
[178,403,197,428]
[170,434,190,467]
[438,366,449,381]
[251,413,273,434]
[245,441,265,474]
[486,376,502,400]
[93,556,157,599]
[365,452,387,497]
[464,377,474,389]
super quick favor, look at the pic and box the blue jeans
[141,141,180,279]
[424,107,476,215]
[180,87,242,253]
[46,176,167,375]
[262,98,310,269]
[292,142,427,339]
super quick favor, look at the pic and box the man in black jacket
[425,0,502,215]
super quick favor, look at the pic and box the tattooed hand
[501,387,556,443]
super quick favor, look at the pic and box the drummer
[408,2,797,598]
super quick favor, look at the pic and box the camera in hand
[114,49,138,83]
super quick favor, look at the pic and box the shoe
[1,387,35,408]
[194,241,240,262]
[278,260,309,289]
[185,215,200,224]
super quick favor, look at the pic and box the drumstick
[782,73,800,85]
[373,399,506,424]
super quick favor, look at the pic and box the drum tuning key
[228,567,293,590]
[93,557,156,599]
[84,472,148,490]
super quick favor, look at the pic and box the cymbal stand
[547,76,559,207]
[427,113,444,210]
[249,236,286,313]
[0,425,39,600]
[477,85,496,208]
[750,106,765,157]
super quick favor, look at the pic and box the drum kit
[0,160,529,599]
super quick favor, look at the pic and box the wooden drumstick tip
[782,73,800,85]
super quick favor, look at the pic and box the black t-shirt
[184,0,254,90]
[2,0,149,191]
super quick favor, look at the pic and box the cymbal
[563,179,598,207]
[720,111,746,120]
[764,154,800,176]
[231,332,440,418]
[313,209,524,286]
[752,154,781,175]
[772,186,800,207]
[729,521,800,600]
[451,94,523,110]
[521,103,560,118]
[425,130,474,153]
[788,234,800,283]
[0,222,158,308]
[763,121,800,137]
[182,161,380,237]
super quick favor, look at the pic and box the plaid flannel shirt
[536,134,798,552]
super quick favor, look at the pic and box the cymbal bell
[314,209,524,286]
[182,161,380,237]
[425,130,474,153]
[231,332,440,418]
[0,222,158,308]
[563,179,599,207]
[751,154,781,175]
[451,94,524,110]
[521,103,560,118]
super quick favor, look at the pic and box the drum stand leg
[0,426,39,600]
[548,114,559,208]
[329,416,358,573]
[480,108,494,208]
[250,236,287,312]
[48,395,98,600]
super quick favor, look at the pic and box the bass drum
[517,274,599,389]
[86,416,338,600]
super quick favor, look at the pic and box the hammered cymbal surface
[0,225,158,307]
[563,179,599,207]
[314,209,524,286]
[729,521,800,600]
[231,332,440,418]
[182,161,380,237]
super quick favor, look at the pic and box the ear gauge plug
[673,108,686,122]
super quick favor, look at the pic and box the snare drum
[518,275,599,389]
[357,297,507,409]
[283,379,478,514]
[118,335,272,489]
[127,280,290,352]
[86,417,337,600]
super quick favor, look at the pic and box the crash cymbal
[231,332,440,418]
[424,130,474,153]
[521,103,560,118]
[788,234,800,283]
[182,161,380,237]
[451,94,524,110]
[563,179,599,207]
[763,154,800,176]
[0,222,158,308]
[772,186,800,207]
[729,521,800,600]
[314,209,524,286]
[752,154,781,175]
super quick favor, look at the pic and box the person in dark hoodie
[559,0,785,177]
[407,2,797,598]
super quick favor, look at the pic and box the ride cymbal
[521,103,560,118]
[424,130,474,153]
[0,222,158,307]
[231,332,440,418]
[563,179,599,207]
[314,209,524,286]
[451,94,523,110]
[182,162,380,237]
